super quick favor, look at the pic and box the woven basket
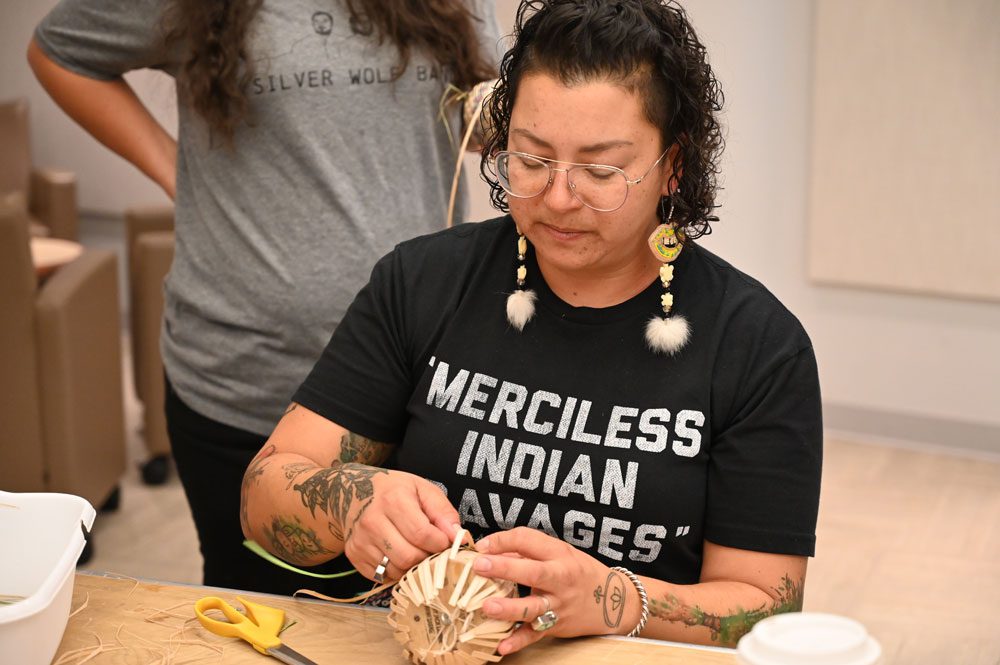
[387,532,518,665]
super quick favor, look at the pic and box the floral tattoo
[264,515,334,565]
[649,574,804,646]
[292,432,390,543]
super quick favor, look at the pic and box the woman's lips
[542,224,586,240]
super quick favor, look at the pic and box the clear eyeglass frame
[491,147,670,213]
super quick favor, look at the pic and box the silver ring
[531,609,558,632]
[373,554,390,583]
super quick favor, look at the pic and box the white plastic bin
[0,490,96,665]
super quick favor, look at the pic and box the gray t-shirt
[36,0,501,434]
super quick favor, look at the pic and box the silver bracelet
[611,566,648,638]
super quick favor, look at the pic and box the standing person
[29,0,500,596]
[242,0,823,652]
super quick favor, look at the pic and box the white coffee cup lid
[736,612,881,665]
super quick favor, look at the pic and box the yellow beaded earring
[645,195,690,354]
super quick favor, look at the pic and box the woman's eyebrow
[510,127,633,155]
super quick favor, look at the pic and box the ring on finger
[538,594,551,614]
[373,554,390,584]
[532,609,558,632]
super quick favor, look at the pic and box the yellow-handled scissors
[194,596,318,665]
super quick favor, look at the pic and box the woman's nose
[543,168,583,212]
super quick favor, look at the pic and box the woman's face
[506,72,673,278]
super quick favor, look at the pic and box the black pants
[165,376,365,597]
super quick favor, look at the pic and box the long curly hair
[163,0,498,147]
[479,0,724,237]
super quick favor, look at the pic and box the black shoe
[77,537,94,566]
[99,486,121,512]
[141,454,171,486]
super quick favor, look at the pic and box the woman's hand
[339,467,460,583]
[471,527,640,656]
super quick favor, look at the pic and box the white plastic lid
[736,613,881,665]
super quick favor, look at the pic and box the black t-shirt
[295,216,822,585]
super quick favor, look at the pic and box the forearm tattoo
[337,431,392,466]
[650,574,804,646]
[247,431,390,552]
[293,431,391,541]
[282,462,316,488]
[594,571,627,628]
[263,515,334,565]
[240,444,276,535]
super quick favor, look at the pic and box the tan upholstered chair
[124,205,175,483]
[0,200,125,509]
[0,97,78,240]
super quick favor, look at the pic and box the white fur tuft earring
[506,231,536,330]
[645,195,691,355]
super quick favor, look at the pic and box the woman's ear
[661,141,683,197]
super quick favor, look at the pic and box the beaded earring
[645,195,690,354]
[505,229,536,330]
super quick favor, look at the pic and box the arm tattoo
[599,571,627,628]
[284,403,299,415]
[649,574,804,646]
[240,444,276,535]
[337,431,392,466]
[282,462,316,488]
[263,515,334,565]
[292,462,387,542]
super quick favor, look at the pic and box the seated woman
[241,0,822,654]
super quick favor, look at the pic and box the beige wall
[3,0,998,448]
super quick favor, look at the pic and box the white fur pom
[645,315,691,355]
[506,289,537,331]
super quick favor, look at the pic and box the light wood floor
[83,362,1000,665]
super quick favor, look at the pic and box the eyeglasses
[491,148,669,212]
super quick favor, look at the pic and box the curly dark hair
[163,0,497,147]
[480,0,724,237]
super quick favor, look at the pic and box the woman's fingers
[473,546,554,588]
[366,533,429,582]
[482,592,551,623]
[416,479,462,545]
[476,526,565,560]
[347,473,460,581]
[385,479,455,554]
[497,622,547,656]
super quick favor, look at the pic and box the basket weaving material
[387,532,517,665]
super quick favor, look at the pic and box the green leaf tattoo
[649,574,804,646]
[263,515,334,565]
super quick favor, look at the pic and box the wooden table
[30,237,83,279]
[55,573,738,664]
